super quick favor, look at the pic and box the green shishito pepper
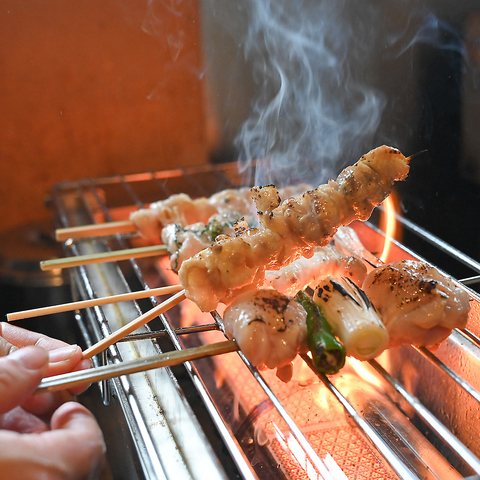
[295,290,346,375]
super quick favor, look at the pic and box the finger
[0,322,17,356]
[0,335,16,356]
[0,322,92,378]
[0,403,105,480]
[0,347,49,414]
[22,347,93,416]
[47,344,84,377]
[21,389,75,419]
[0,322,69,351]
[2,322,93,397]
[47,348,93,397]
[67,358,94,396]
[0,406,49,433]
[50,402,106,477]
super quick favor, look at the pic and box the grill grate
[49,162,480,480]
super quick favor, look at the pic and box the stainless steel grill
[49,162,480,480]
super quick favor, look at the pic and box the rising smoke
[234,0,388,186]
[225,0,468,187]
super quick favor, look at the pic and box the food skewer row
[221,258,471,382]
[36,340,238,394]
[40,244,168,271]
[82,290,186,359]
[7,285,184,321]
[31,145,470,387]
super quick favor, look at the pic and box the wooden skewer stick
[82,290,187,359]
[56,220,137,242]
[37,340,238,393]
[7,285,183,322]
[40,244,168,271]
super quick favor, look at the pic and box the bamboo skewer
[40,244,168,271]
[56,220,137,242]
[7,285,184,321]
[36,340,238,393]
[82,290,187,359]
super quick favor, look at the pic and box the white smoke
[235,0,387,186]
[229,0,468,188]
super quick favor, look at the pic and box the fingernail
[48,345,80,363]
[11,346,48,370]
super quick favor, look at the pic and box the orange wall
[0,0,211,232]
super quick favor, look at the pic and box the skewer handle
[56,220,137,242]
[82,290,187,359]
[36,340,238,393]
[7,285,183,321]
[40,245,168,271]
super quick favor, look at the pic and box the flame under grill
[50,162,480,480]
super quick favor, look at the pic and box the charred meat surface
[362,260,470,348]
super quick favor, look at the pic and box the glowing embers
[270,425,397,480]
[204,348,399,480]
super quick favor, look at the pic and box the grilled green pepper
[295,290,346,375]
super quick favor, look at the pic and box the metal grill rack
[49,162,480,480]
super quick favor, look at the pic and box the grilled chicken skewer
[179,145,410,312]
[56,184,310,242]
[222,261,470,382]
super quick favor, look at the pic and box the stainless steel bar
[118,175,150,209]
[237,351,341,480]
[398,215,480,274]
[369,358,480,475]
[142,296,260,479]
[179,348,260,480]
[67,247,170,479]
[118,324,221,342]
[414,345,480,404]
[460,275,480,286]
[458,328,480,349]
[300,354,422,480]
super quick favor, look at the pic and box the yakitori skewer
[56,220,137,242]
[82,290,186,359]
[55,185,312,243]
[37,340,238,393]
[40,244,168,271]
[7,285,183,321]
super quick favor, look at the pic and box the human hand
[0,322,92,416]
[0,324,106,479]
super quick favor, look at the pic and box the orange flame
[379,193,398,263]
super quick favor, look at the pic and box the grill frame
[49,162,480,480]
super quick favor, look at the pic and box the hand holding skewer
[0,323,105,477]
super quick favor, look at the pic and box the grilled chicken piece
[362,260,470,348]
[131,193,218,242]
[161,214,240,272]
[223,289,308,382]
[263,244,367,295]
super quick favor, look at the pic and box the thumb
[0,346,49,414]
